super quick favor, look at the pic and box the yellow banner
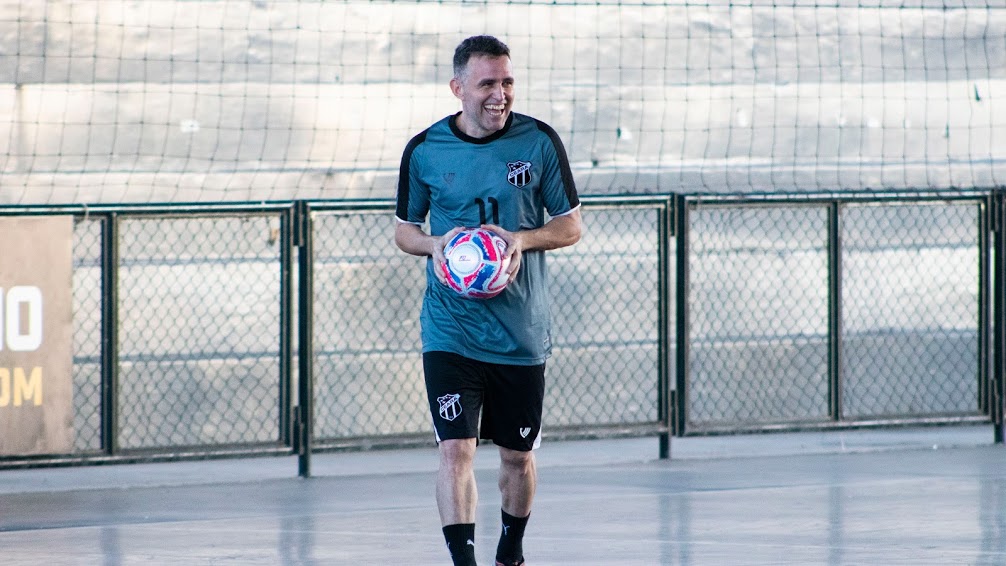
[0,216,74,455]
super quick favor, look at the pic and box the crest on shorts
[507,160,532,188]
[438,393,462,421]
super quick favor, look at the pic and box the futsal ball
[440,228,511,299]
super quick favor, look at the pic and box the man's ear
[449,77,463,100]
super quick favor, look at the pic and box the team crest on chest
[507,160,532,188]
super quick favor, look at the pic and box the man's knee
[498,446,534,473]
[440,438,477,473]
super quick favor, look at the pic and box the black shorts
[423,351,545,452]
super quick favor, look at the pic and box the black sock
[443,523,477,566]
[495,510,529,565]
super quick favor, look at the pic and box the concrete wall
[2,1,1004,203]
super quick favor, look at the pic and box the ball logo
[450,243,482,276]
[440,228,511,299]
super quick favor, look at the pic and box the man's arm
[395,221,436,258]
[483,207,582,283]
[509,207,582,252]
[395,221,463,285]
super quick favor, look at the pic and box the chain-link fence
[0,192,1002,472]
[687,204,832,428]
[115,214,288,449]
[311,209,429,442]
[678,193,993,434]
[842,203,981,419]
[24,204,297,466]
[72,215,104,452]
[308,197,672,450]
[545,203,670,435]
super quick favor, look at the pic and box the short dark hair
[453,35,510,78]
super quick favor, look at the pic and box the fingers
[480,223,511,243]
[433,227,465,286]
[442,226,465,244]
[503,246,522,284]
[481,224,517,256]
[481,224,522,283]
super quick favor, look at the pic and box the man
[394,35,581,566]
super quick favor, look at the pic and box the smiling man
[394,35,582,566]
[450,42,513,138]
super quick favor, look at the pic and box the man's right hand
[432,227,465,286]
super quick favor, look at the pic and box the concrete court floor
[0,425,1003,565]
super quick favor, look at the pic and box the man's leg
[439,438,479,566]
[424,352,485,564]
[498,446,535,516]
[496,446,535,566]
[439,438,479,524]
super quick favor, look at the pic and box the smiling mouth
[485,104,506,117]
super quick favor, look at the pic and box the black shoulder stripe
[533,118,579,208]
[396,128,429,221]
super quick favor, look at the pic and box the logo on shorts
[519,427,531,438]
[438,393,462,422]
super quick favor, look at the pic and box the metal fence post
[828,202,843,423]
[674,194,690,437]
[101,212,120,455]
[658,197,673,459]
[993,190,1005,444]
[295,201,314,477]
[279,207,295,448]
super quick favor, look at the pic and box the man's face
[450,54,514,139]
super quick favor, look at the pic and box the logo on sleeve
[507,160,532,188]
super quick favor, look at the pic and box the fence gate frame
[674,189,1004,440]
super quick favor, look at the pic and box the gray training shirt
[396,111,580,365]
